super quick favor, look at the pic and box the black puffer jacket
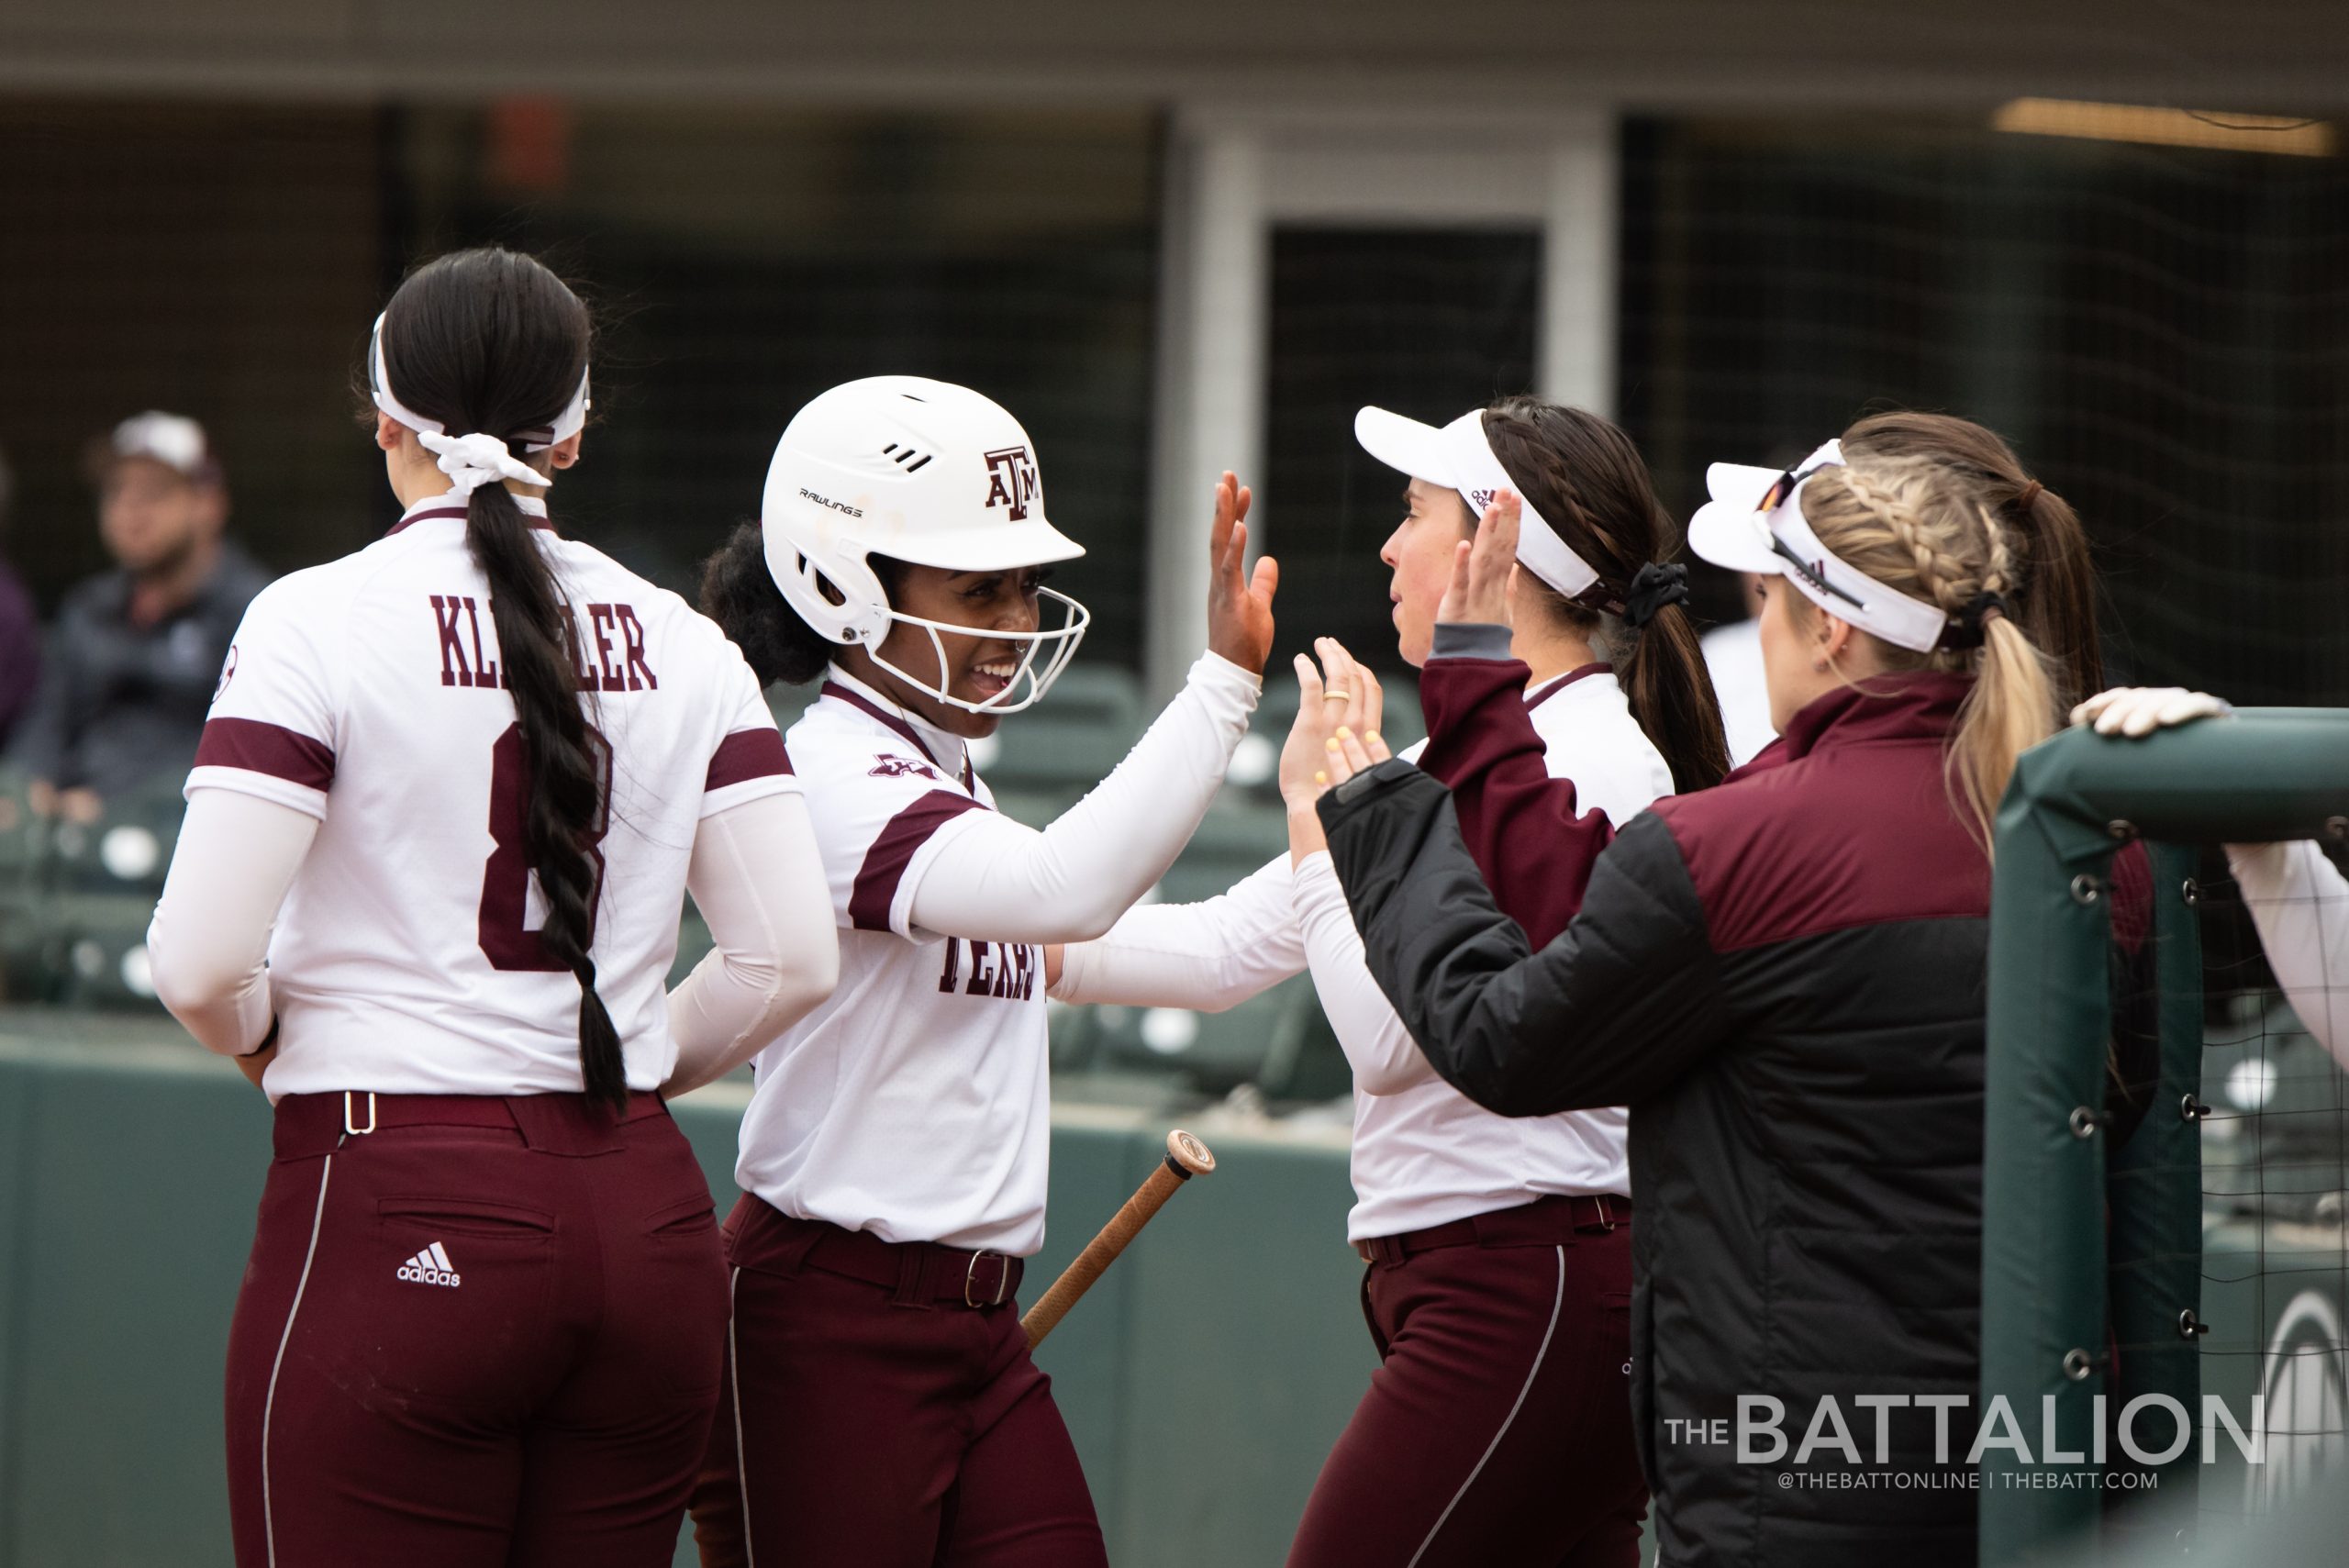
[1324,674,2009,1567]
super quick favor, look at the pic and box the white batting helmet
[760,375,1090,714]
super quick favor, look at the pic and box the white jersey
[1700,616,1776,768]
[188,491,797,1098]
[1325,667,1664,1236]
[1058,664,1668,1240]
[734,667,1050,1254]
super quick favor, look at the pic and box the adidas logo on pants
[396,1241,462,1288]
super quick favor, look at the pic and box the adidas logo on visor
[395,1241,462,1288]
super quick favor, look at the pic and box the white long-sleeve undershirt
[2228,839,2349,1069]
[149,789,316,1056]
[1049,846,1436,1095]
[904,651,1261,945]
[664,794,839,1095]
[149,788,840,1087]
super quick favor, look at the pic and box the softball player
[1050,397,1721,1566]
[686,376,1277,1568]
[1414,416,2121,943]
[146,247,838,1568]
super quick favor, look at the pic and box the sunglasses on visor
[1757,462,1866,610]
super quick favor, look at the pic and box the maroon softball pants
[224,1090,730,1568]
[1287,1197,1649,1568]
[689,1196,1108,1568]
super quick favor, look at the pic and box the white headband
[1687,439,1957,654]
[1437,412,1601,600]
[368,311,590,456]
[1353,406,1604,600]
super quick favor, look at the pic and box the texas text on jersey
[731,664,1053,1255]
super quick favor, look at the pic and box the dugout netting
[1980,712,2349,1562]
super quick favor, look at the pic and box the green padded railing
[1981,710,2349,1563]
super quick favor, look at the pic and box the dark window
[1619,116,2349,703]
[1263,227,1541,679]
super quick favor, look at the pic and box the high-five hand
[1435,490,1521,629]
[1282,638,1395,862]
[1205,471,1278,673]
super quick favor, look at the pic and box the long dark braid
[380,249,626,1110]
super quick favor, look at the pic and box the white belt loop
[342,1091,377,1137]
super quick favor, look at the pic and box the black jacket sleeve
[1319,758,1730,1115]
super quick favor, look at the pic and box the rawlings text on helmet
[800,487,863,518]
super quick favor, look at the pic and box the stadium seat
[1153,800,1286,904]
[49,890,164,1011]
[967,663,1144,800]
[49,777,182,896]
[0,765,51,1002]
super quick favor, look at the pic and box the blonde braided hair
[1792,455,2055,855]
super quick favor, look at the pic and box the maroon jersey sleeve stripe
[705,728,793,793]
[193,717,336,791]
[849,791,986,932]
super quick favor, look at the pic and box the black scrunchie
[1621,561,1691,629]
[1935,591,2009,651]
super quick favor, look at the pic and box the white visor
[1687,439,1954,654]
[369,312,590,454]
[1353,406,1602,600]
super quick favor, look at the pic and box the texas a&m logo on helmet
[983,446,1040,521]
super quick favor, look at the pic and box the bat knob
[1165,1129,1217,1178]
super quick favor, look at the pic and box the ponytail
[1482,396,1731,794]
[468,481,628,1110]
[1842,410,2103,711]
[2003,482,2102,706]
[1798,457,2059,857]
[701,521,840,687]
[1951,610,2057,854]
[1615,602,1731,793]
[379,248,627,1111]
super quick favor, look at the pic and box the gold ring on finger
[1323,691,1353,704]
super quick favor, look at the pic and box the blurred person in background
[9,412,268,821]
[0,444,40,751]
[1698,571,1772,767]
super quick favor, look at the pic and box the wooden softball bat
[1022,1129,1217,1351]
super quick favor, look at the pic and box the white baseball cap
[104,412,217,484]
[1353,405,1603,600]
[1687,439,1954,654]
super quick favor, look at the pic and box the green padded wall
[0,1022,1373,1568]
[1980,711,2349,1562]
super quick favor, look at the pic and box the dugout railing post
[1979,710,2349,1564]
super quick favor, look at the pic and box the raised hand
[2071,686,2232,738]
[1435,490,1521,629]
[1280,637,1395,814]
[1205,472,1278,673]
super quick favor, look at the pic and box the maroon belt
[273,1089,670,1159]
[1354,1193,1630,1265]
[732,1203,1024,1310]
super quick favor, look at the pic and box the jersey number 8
[477,720,615,971]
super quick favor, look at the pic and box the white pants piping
[1405,1242,1568,1568]
[261,1154,335,1568]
